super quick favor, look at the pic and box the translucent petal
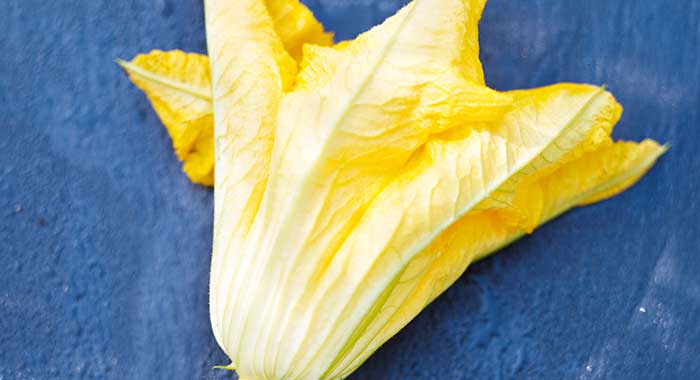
[210,0,509,378]
[294,83,620,379]
[204,0,295,363]
[334,139,665,378]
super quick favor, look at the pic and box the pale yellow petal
[577,140,667,205]
[120,0,331,186]
[338,139,665,374]
[212,0,510,378]
[500,139,665,232]
[474,83,621,211]
[308,83,636,379]
[117,50,214,185]
[204,0,296,367]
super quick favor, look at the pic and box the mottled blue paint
[1,1,698,379]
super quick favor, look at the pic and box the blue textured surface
[1,0,698,379]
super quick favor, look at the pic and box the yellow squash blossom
[119,0,665,379]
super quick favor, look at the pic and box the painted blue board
[1,0,698,379]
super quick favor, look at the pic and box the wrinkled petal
[204,0,296,364]
[119,0,332,186]
[118,50,214,185]
[211,0,510,378]
[293,83,621,379]
[335,139,665,377]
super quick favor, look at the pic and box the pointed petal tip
[114,58,128,68]
[660,142,671,153]
[212,364,236,371]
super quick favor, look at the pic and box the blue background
[1,0,698,379]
